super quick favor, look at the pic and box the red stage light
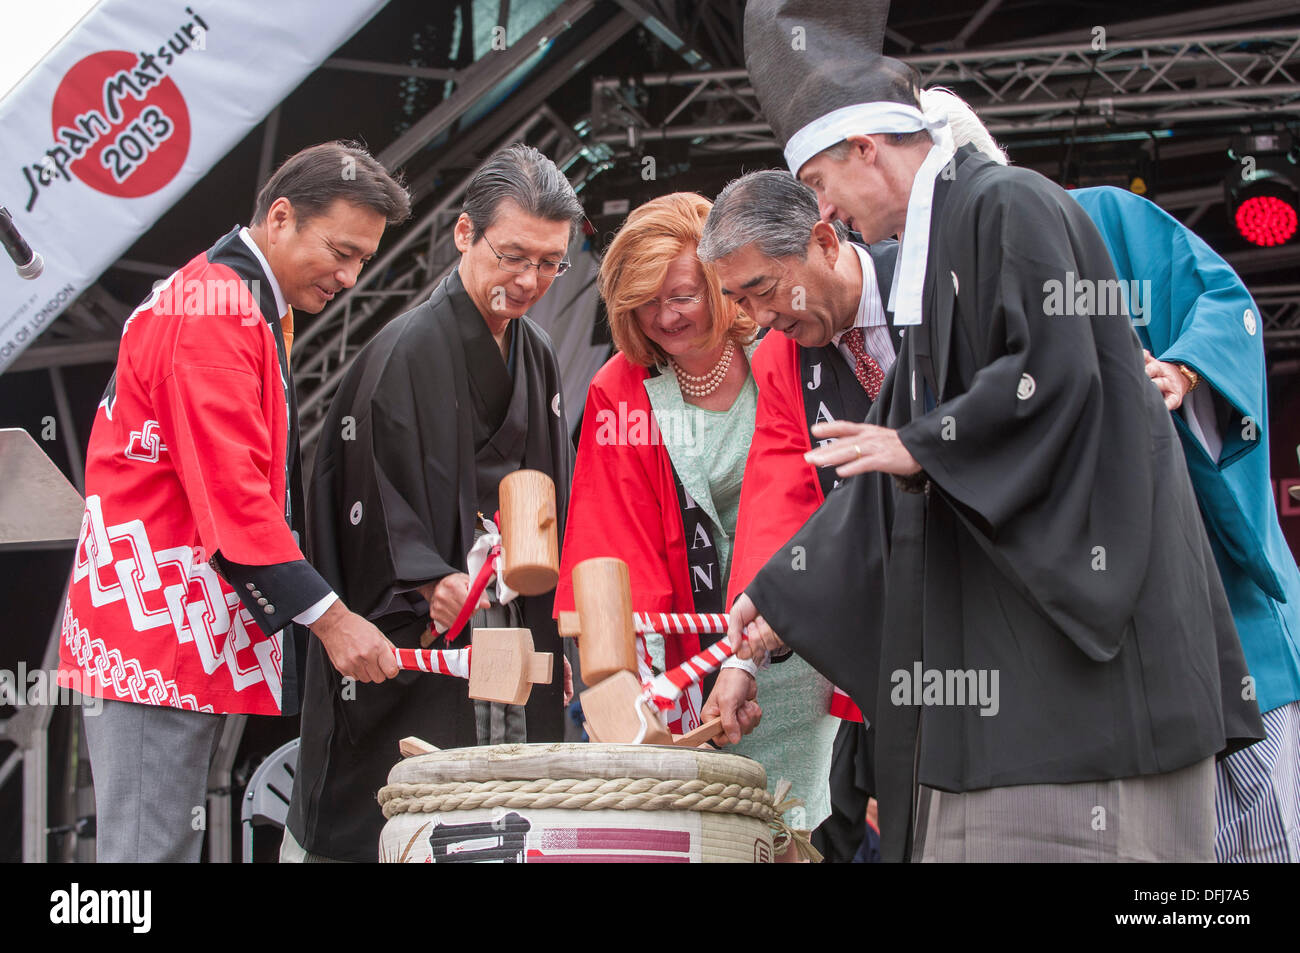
[1234,194,1299,247]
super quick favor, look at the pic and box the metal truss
[913,28,1300,134]
[1257,285,1300,352]
[588,28,1300,150]
[15,19,1300,380]
[375,0,604,171]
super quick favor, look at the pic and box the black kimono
[746,146,1265,861]
[286,268,573,862]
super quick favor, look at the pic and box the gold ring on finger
[854,444,863,458]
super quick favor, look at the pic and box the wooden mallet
[564,556,726,746]
[580,664,726,747]
[420,471,559,649]
[498,470,560,596]
[558,557,639,684]
[466,627,554,707]
[394,628,553,706]
[580,670,672,745]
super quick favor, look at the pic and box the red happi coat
[555,354,722,730]
[558,348,863,725]
[60,229,318,715]
[727,332,864,722]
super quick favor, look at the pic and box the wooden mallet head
[579,670,725,746]
[557,556,638,684]
[466,628,553,706]
[499,470,560,596]
[580,670,671,745]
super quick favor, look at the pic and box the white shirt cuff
[294,592,339,626]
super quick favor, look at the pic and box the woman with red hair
[556,192,839,849]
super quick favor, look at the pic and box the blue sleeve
[1071,187,1265,470]
[1072,186,1283,601]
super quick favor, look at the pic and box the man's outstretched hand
[806,420,921,478]
[701,667,762,745]
[310,600,400,683]
[727,592,788,662]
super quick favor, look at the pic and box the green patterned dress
[643,350,839,830]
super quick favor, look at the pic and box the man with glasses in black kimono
[283,144,580,863]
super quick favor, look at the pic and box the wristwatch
[1176,363,1200,393]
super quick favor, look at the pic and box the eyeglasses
[637,293,704,316]
[482,234,570,278]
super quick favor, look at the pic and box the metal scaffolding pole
[377,0,601,171]
[588,28,1300,146]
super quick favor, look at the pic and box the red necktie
[842,327,885,400]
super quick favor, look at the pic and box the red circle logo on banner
[50,50,191,199]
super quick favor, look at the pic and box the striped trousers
[1215,698,1300,862]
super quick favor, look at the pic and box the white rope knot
[766,778,824,863]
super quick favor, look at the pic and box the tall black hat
[743,3,957,327]
[744,0,928,173]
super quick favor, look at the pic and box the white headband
[784,101,938,174]
[785,101,954,328]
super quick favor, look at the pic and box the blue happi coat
[1074,186,1300,713]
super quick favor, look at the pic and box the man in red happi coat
[59,141,410,861]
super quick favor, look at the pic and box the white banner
[0,0,390,373]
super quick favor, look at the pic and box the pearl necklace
[671,342,734,399]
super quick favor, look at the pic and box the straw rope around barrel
[378,775,779,822]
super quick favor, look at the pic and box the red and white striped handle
[632,612,729,636]
[392,646,471,680]
[630,613,730,723]
[644,637,738,712]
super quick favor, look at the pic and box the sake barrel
[378,743,776,863]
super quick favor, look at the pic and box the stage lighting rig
[1226,132,1299,247]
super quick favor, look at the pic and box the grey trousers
[81,696,225,863]
[913,756,1216,862]
[474,698,527,744]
